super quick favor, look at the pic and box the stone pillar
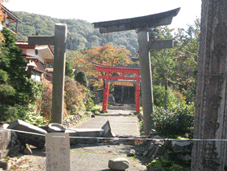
[135,84,141,113]
[137,28,154,135]
[102,80,110,112]
[51,24,67,124]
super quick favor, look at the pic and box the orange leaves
[67,44,132,89]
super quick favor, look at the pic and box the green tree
[0,27,42,121]
[75,71,88,87]
[150,27,176,109]
[173,19,200,102]
[65,61,74,78]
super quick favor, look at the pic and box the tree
[150,27,176,109]
[191,1,227,170]
[65,61,74,78]
[174,19,200,103]
[75,71,88,87]
[0,27,43,121]
[72,44,132,89]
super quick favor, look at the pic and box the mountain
[9,11,138,57]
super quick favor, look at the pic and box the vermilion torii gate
[93,8,180,134]
[92,62,154,114]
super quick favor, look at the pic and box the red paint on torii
[92,62,154,113]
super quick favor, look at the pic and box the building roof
[16,41,54,62]
[1,5,21,23]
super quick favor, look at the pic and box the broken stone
[108,158,129,170]
[143,150,149,156]
[65,129,78,136]
[47,123,66,132]
[172,140,192,153]
[70,128,104,137]
[153,140,163,145]
[23,144,32,155]
[149,143,155,150]
[177,154,191,162]
[149,129,157,137]
[8,119,47,149]
[8,145,20,156]
[0,124,9,129]
[127,149,136,156]
[11,131,17,141]
[153,145,165,157]
[102,120,113,137]
[164,140,172,150]
[0,160,10,170]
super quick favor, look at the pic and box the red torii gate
[92,62,154,113]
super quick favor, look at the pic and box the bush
[153,85,186,109]
[0,104,29,122]
[64,76,85,114]
[0,69,8,83]
[37,80,53,120]
[75,71,88,87]
[153,106,194,136]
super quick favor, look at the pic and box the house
[15,41,54,81]
[1,5,21,35]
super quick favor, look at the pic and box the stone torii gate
[28,24,67,124]
[93,8,180,135]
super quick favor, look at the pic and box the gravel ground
[6,107,148,171]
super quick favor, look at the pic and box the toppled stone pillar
[8,119,47,149]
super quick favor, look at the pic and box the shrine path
[75,107,140,137]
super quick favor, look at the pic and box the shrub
[153,85,186,109]
[65,61,74,78]
[37,80,53,120]
[64,76,85,114]
[153,106,194,136]
[75,71,88,87]
[0,69,8,83]
[0,104,29,122]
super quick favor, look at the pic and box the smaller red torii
[92,62,154,113]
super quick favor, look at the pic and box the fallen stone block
[172,140,192,153]
[47,123,66,132]
[108,157,129,170]
[127,149,136,156]
[7,119,47,149]
[23,144,32,155]
[69,128,104,137]
[102,120,113,137]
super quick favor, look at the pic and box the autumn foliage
[37,80,68,121]
[68,44,133,89]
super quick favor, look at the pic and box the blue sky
[4,0,201,29]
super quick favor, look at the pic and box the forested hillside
[9,11,138,57]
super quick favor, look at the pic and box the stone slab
[0,130,11,158]
[8,120,47,149]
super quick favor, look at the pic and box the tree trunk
[191,1,227,170]
[164,76,168,110]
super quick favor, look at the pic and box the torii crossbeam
[93,8,180,135]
